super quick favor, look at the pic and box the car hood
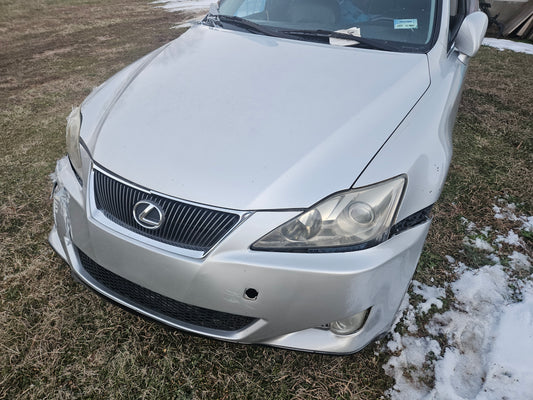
[84,24,430,210]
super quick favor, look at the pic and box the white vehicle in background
[50,0,487,354]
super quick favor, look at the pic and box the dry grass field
[1,1,531,398]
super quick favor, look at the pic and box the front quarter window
[217,0,439,52]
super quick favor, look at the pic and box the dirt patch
[32,45,77,60]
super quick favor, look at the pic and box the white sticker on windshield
[394,19,418,29]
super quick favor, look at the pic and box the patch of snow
[474,237,493,251]
[461,217,477,232]
[456,261,469,274]
[404,307,418,334]
[411,280,445,314]
[482,38,533,55]
[522,216,533,232]
[509,251,532,270]
[478,283,533,400]
[480,226,491,237]
[495,229,521,247]
[493,204,519,221]
[391,291,419,339]
[384,200,533,399]
[488,253,501,265]
[451,265,507,308]
[152,0,212,12]
[464,236,494,252]
[384,336,441,399]
[391,291,411,330]
[492,204,503,219]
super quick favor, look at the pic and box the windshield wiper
[202,7,396,51]
[279,29,397,51]
[204,12,293,39]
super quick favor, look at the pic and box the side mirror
[455,11,488,58]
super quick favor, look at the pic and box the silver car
[50,0,487,354]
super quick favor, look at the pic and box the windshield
[215,0,438,52]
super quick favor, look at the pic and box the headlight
[66,106,82,177]
[251,176,406,252]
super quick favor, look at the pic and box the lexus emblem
[133,200,165,230]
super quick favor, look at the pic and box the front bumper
[50,157,430,354]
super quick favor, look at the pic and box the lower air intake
[77,249,257,332]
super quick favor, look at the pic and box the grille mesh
[77,249,257,332]
[93,170,240,253]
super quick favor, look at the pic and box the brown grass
[0,0,531,398]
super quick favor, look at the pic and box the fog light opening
[244,288,258,301]
[329,308,370,335]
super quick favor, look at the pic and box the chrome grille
[93,169,240,253]
[77,248,257,331]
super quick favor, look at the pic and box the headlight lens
[251,176,405,252]
[66,106,82,174]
